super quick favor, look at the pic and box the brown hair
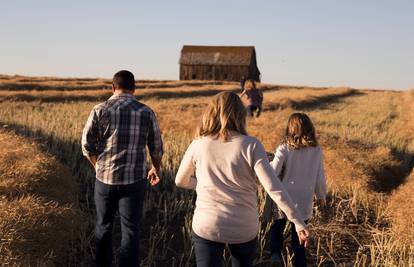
[283,113,318,149]
[113,70,135,91]
[197,91,247,140]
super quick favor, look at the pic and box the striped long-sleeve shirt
[81,93,163,185]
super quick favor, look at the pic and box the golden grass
[386,90,414,249]
[387,170,414,242]
[0,74,233,91]
[0,76,412,266]
[0,129,88,266]
[0,84,239,102]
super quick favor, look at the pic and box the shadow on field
[0,83,110,91]
[322,133,414,194]
[0,122,96,208]
[368,148,414,194]
[0,80,228,91]
[0,127,92,266]
[0,93,112,103]
[0,85,283,103]
[264,90,364,111]
[136,85,285,100]
[0,122,95,264]
[0,88,234,103]
[343,138,414,194]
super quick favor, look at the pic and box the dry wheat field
[0,74,413,266]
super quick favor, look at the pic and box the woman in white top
[175,92,309,267]
[269,113,327,267]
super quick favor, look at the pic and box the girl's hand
[298,229,310,248]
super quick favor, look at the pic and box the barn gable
[180,46,254,66]
[179,45,260,82]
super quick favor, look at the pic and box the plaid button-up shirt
[81,93,163,185]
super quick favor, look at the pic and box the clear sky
[1,0,413,90]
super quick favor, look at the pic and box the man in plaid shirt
[81,70,163,267]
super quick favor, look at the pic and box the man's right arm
[81,109,100,168]
[146,110,164,185]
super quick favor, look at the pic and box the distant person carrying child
[81,70,163,267]
[240,79,263,117]
[267,113,327,266]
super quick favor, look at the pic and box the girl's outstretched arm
[175,142,197,189]
[252,140,308,233]
[270,144,287,178]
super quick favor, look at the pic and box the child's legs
[246,105,255,117]
[270,219,287,256]
[255,106,262,117]
[290,220,308,267]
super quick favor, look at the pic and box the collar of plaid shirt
[109,92,136,100]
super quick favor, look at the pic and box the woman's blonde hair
[197,91,247,140]
[283,113,318,149]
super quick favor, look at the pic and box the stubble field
[0,74,413,266]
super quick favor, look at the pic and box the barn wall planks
[179,45,261,82]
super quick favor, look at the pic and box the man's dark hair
[113,70,135,91]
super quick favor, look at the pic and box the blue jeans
[94,179,146,267]
[192,232,257,267]
[270,219,308,267]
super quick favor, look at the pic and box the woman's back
[179,134,262,243]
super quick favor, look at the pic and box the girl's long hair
[283,113,318,149]
[197,91,247,140]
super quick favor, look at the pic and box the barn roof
[180,45,256,66]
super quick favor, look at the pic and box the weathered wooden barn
[179,45,261,82]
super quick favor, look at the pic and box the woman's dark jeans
[94,179,146,267]
[192,232,257,267]
[270,219,308,267]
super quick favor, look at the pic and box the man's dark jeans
[192,232,257,267]
[94,179,146,267]
[270,219,308,267]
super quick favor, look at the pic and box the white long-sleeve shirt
[270,143,327,220]
[175,134,307,244]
